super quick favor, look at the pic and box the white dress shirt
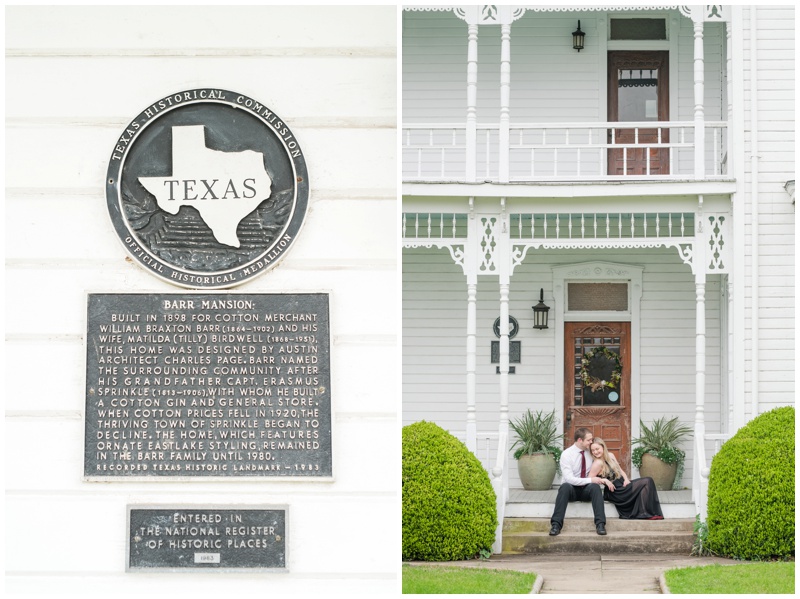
[559,444,592,486]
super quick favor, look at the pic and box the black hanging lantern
[532,288,550,330]
[572,20,585,52]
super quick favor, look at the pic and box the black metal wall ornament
[492,315,521,372]
[106,89,309,289]
[493,315,520,338]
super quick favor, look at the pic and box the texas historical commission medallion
[106,89,309,288]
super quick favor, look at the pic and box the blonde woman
[588,438,664,520]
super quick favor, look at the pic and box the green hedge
[706,406,795,559]
[402,421,497,561]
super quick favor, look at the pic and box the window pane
[610,18,667,40]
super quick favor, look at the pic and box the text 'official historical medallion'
[106,89,309,288]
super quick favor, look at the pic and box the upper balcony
[403,120,728,183]
[403,6,735,189]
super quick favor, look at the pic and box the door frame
[552,262,643,470]
[607,50,670,175]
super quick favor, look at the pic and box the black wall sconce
[532,288,550,329]
[572,20,585,52]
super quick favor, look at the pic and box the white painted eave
[403,179,737,200]
[403,6,681,13]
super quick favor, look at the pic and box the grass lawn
[665,562,794,594]
[402,564,536,594]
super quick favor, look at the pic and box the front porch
[403,194,736,552]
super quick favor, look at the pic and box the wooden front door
[608,51,669,176]
[564,322,632,471]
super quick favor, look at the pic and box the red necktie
[580,451,586,478]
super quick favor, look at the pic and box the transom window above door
[610,18,668,40]
[568,282,629,312]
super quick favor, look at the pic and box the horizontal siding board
[6,57,395,121]
[7,5,397,50]
[6,127,396,193]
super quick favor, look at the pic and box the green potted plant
[631,416,693,491]
[509,409,564,490]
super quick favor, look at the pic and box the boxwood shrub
[402,421,497,561]
[705,406,795,559]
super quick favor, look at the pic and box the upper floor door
[608,51,670,176]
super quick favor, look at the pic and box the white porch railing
[403,121,728,182]
[697,433,731,521]
[453,430,508,554]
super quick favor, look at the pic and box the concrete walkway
[406,553,738,594]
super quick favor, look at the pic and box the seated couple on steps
[549,427,664,537]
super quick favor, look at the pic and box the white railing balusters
[403,121,728,182]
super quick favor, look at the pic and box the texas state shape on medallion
[139,125,272,248]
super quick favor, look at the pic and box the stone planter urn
[517,453,557,490]
[639,452,678,491]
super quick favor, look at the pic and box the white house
[402,4,795,550]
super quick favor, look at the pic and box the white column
[499,22,511,183]
[727,276,734,433]
[693,197,708,509]
[693,277,707,507]
[466,279,477,452]
[725,18,733,175]
[465,199,479,451]
[692,15,706,179]
[498,282,510,432]
[497,201,511,440]
[466,22,478,183]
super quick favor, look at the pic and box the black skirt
[603,476,664,519]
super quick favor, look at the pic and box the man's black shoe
[596,523,607,536]
[549,523,561,536]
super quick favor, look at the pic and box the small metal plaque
[85,293,331,478]
[127,506,287,571]
[106,89,309,288]
[491,340,521,364]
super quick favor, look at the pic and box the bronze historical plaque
[84,293,331,478]
[127,506,287,571]
[106,89,309,288]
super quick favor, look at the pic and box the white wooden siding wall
[742,6,796,417]
[511,14,603,123]
[402,245,719,488]
[402,11,466,123]
[5,6,397,595]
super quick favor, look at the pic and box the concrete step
[501,517,696,555]
[504,517,694,534]
[504,488,695,518]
